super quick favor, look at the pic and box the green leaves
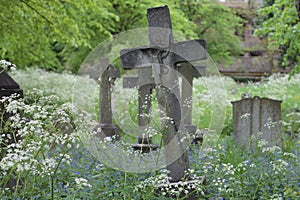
[0,0,115,71]
[255,0,300,74]
[1,0,243,72]
[178,0,243,64]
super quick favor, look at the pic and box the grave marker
[0,67,23,190]
[177,63,206,143]
[232,96,282,150]
[120,5,207,189]
[90,58,120,139]
[0,68,23,146]
[123,67,158,152]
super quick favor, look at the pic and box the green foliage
[1,0,244,72]
[190,137,299,199]
[179,0,243,64]
[255,0,300,74]
[0,0,115,71]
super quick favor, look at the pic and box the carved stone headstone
[232,96,282,150]
[89,58,120,139]
[120,5,207,197]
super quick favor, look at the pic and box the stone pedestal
[132,137,158,153]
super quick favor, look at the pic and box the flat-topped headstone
[232,96,282,150]
[89,58,120,139]
[120,5,206,192]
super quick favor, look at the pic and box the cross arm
[120,46,162,70]
[170,39,207,65]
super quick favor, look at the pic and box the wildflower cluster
[0,91,80,198]
[0,60,16,71]
[191,137,299,199]
[134,169,206,199]
[75,177,92,188]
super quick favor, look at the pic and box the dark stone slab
[123,77,155,88]
[0,68,21,89]
[0,68,23,191]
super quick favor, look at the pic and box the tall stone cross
[89,58,120,139]
[120,5,206,182]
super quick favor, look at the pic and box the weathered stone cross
[90,58,120,139]
[123,67,158,152]
[120,5,206,182]
[177,63,206,142]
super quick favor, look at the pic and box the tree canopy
[0,0,242,72]
[255,0,300,74]
[0,0,115,71]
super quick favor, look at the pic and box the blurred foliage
[1,0,243,73]
[179,0,243,64]
[0,0,115,72]
[255,0,300,75]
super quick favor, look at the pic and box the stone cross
[89,58,120,139]
[177,63,206,143]
[123,67,158,152]
[232,96,282,150]
[120,5,207,183]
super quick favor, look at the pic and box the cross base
[93,124,120,140]
[183,125,203,145]
[155,176,206,200]
[132,143,158,153]
[132,137,158,153]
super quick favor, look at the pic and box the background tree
[255,0,300,74]
[0,0,116,72]
[1,0,243,73]
[179,0,243,64]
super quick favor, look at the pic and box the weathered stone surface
[120,5,206,186]
[232,96,282,150]
[120,39,207,70]
[90,58,120,139]
[123,67,157,152]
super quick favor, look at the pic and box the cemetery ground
[0,68,299,199]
